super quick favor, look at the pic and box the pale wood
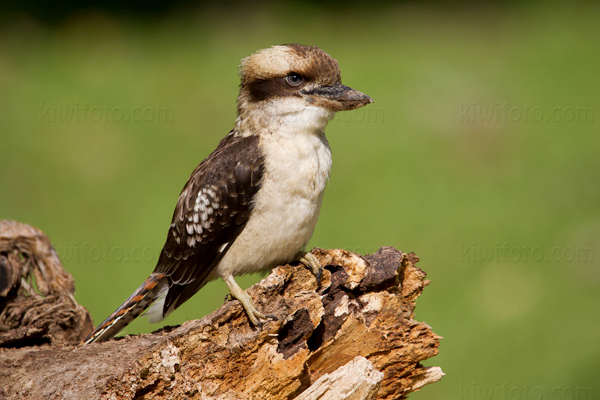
[294,356,383,400]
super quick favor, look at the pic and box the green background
[1,2,598,399]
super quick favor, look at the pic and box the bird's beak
[301,83,373,111]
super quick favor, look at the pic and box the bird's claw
[230,290,275,328]
[298,251,323,287]
[223,275,277,329]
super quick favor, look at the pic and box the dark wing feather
[153,131,264,315]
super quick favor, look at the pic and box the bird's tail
[82,274,168,345]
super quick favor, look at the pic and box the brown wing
[153,131,264,315]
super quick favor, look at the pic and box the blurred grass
[1,2,599,399]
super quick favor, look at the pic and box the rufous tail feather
[82,274,167,344]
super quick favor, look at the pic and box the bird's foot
[236,290,277,328]
[297,250,323,287]
[224,275,276,328]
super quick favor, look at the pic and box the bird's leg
[297,251,323,286]
[223,274,276,327]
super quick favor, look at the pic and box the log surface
[0,228,443,400]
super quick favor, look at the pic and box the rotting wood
[0,220,443,399]
[0,220,93,347]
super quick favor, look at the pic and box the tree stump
[0,220,93,347]
[0,220,443,399]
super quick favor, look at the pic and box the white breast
[216,105,334,278]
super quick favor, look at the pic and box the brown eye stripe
[246,77,303,102]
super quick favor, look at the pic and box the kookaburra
[83,44,372,344]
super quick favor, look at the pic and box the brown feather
[154,131,265,315]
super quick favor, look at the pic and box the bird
[83,44,372,344]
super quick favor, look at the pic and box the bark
[0,220,443,400]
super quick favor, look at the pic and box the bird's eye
[286,74,303,87]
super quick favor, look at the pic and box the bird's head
[235,44,373,135]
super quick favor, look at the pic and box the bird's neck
[234,97,335,139]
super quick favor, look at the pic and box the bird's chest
[259,132,332,214]
[214,131,332,277]
[248,132,332,258]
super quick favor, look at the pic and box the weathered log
[0,220,93,347]
[0,220,443,399]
